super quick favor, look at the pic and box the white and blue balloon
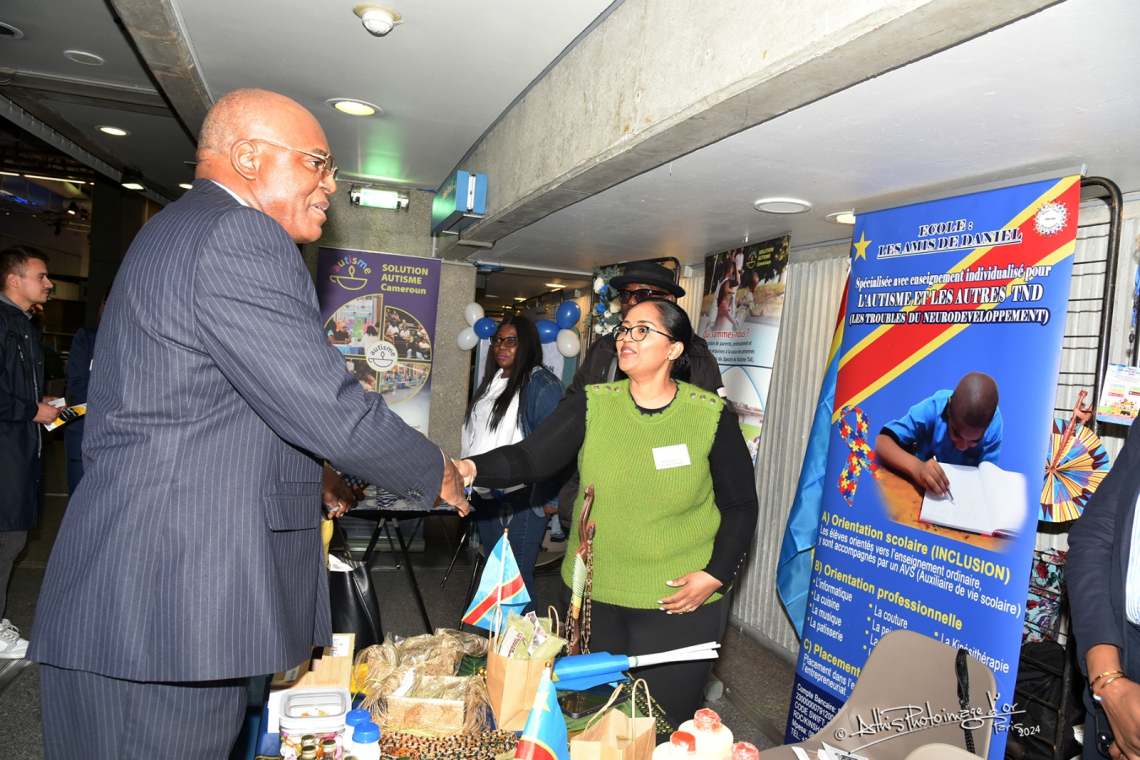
[457,301,582,357]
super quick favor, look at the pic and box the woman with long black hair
[461,314,564,612]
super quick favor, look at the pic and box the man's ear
[230,140,259,181]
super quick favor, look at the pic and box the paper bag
[486,649,550,731]
[569,680,655,760]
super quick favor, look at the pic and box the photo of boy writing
[874,372,1002,497]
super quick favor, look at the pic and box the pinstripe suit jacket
[29,179,444,681]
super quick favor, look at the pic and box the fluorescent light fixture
[514,297,526,302]
[26,174,86,184]
[327,99,382,117]
[98,125,129,136]
[122,182,145,191]
[0,171,19,177]
[826,211,857,225]
[350,186,408,209]
[753,197,812,214]
[545,283,565,290]
[179,183,194,190]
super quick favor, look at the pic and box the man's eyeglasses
[613,325,676,343]
[490,336,518,347]
[617,288,672,305]
[250,139,338,180]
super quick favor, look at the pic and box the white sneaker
[0,618,17,633]
[0,623,27,659]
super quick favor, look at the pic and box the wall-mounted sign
[431,170,488,235]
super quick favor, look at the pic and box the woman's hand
[658,571,722,614]
[454,458,477,487]
[1101,678,1140,759]
[321,466,356,518]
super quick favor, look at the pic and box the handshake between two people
[321,455,479,519]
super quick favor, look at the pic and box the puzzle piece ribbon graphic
[837,405,877,506]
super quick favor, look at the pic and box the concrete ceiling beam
[441,0,1063,257]
[107,0,212,140]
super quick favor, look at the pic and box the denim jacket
[521,366,564,512]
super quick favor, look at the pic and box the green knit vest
[560,380,724,609]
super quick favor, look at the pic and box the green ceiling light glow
[350,186,408,210]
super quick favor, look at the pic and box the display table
[348,494,459,634]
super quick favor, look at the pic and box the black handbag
[328,520,384,653]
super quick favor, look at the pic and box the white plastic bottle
[350,721,381,760]
[653,731,697,758]
[677,709,734,759]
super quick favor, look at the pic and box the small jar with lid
[653,730,697,758]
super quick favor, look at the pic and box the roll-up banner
[786,174,1081,758]
[697,236,790,460]
[316,247,441,435]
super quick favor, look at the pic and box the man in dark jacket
[0,245,58,659]
[556,261,724,527]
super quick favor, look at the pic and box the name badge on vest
[653,444,691,470]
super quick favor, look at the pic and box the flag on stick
[514,668,570,760]
[462,530,530,630]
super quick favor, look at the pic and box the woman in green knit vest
[458,299,758,723]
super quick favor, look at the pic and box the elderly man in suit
[29,89,469,757]
[1069,419,1140,759]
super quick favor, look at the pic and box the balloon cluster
[456,301,583,357]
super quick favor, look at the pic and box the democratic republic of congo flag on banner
[785,174,1080,759]
[463,531,530,631]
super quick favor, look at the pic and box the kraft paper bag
[569,680,655,760]
[486,649,551,730]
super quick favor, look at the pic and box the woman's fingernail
[665,611,673,615]
[665,581,674,586]
[656,600,664,605]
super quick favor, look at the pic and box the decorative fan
[1040,390,1110,522]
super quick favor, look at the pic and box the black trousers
[564,586,730,725]
[40,664,249,759]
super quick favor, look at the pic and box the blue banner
[785,175,1081,758]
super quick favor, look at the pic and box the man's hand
[436,455,470,516]
[1102,677,1140,759]
[915,458,949,496]
[321,465,356,518]
[34,402,60,425]
[658,571,723,615]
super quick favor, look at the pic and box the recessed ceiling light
[0,23,24,39]
[327,99,382,117]
[545,283,564,290]
[122,182,145,191]
[753,197,812,214]
[63,50,105,66]
[98,125,129,137]
[179,183,193,190]
[826,211,856,225]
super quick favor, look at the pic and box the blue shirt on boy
[881,389,1002,467]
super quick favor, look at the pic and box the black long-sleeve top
[469,387,759,585]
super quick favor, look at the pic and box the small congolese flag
[462,530,530,630]
[514,668,570,760]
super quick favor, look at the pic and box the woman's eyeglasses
[613,325,675,342]
[617,288,672,304]
[490,336,519,347]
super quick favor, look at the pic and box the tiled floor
[0,440,796,756]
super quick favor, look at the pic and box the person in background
[0,245,59,659]
[458,299,757,723]
[461,315,563,611]
[1069,419,1140,759]
[64,291,108,495]
[556,260,724,531]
